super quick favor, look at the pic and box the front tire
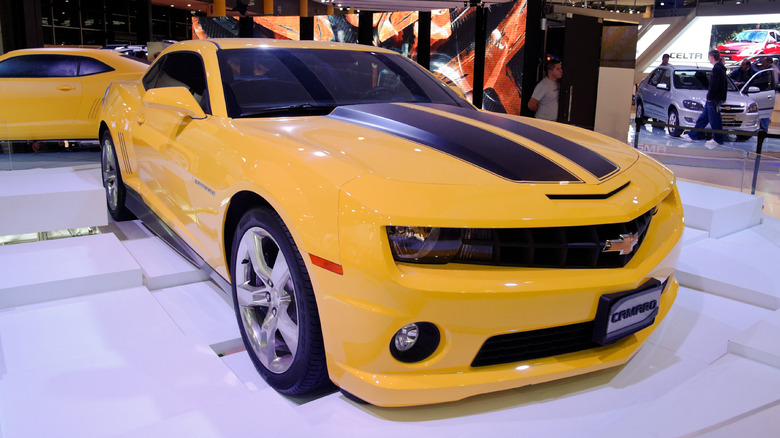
[230,207,330,395]
[668,107,683,137]
[100,130,133,221]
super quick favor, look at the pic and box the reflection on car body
[635,64,760,138]
[0,48,147,142]
[100,39,684,407]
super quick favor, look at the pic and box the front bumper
[310,173,684,407]
[678,106,759,131]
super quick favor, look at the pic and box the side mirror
[747,86,761,94]
[142,86,206,119]
[657,83,669,90]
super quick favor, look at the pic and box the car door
[742,69,777,120]
[0,54,82,140]
[131,50,225,264]
[656,68,673,118]
[641,68,665,119]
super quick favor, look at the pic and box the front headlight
[747,102,758,113]
[387,226,497,264]
[683,100,704,111]
[387,226,463,263]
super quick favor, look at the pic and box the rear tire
[230,207,330,395]
[668,108,683,137]
[100,130,133,221]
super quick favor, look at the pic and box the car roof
[0,47,148,68]
[165,38,399,54]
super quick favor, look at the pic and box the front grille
[471,321,599,367]
[453,208,654,269]
[720,104,745,114]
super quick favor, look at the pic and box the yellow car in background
[0,48,146,142]
[100,39,684,407]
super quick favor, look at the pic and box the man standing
[661,54,670,66]
[681,50,728,148]
[528,59,562,121]
[758,57,779,132]
[729,59,756,88]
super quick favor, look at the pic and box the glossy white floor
[1,167,780,438]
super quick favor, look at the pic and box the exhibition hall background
[0,0,638,128]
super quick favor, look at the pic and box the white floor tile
[606,354,780,438]
[0,233,142,308]
[152,281,240,348]
[122,237,210,291]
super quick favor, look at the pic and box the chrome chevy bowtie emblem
[603,233,640,255]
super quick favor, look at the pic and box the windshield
[217,48,469,118]
[673,70,737,91]
[732,31,767,43]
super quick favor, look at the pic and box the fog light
[394,323,419,351]
[390,322,440,363]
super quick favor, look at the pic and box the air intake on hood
[546,182,630,200]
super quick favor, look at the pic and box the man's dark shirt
[708,62,728,103]
[729,65,756,86]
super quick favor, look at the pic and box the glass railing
[1,119,10,171]
[632,119,780,219]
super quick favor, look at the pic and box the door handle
[136,114,145,125]
[57,85,75,91]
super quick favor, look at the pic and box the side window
[152,52,210,113]
[0,54,78,78]
[660,69,671,88]
[647,69,662,86]
[749,70,774,92]
[78,57,114,76]
[142,57,165,90]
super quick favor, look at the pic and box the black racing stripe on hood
[421,104,620,179]
[328,104,579,182]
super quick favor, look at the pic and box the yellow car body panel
[100,38,684,407]
[0,48,146,141]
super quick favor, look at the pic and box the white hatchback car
[636,65,760,139]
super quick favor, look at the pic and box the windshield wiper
[237,103,336,118]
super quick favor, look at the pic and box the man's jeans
[689,100,724,144]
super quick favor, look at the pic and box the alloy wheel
[235,226,299,374]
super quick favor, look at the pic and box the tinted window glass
[0,54,78,78]
[78,57,114,76]
[142,57,164,89]
[674,70,737,91]
[149,52,209,113]
[217,48,467,118]
[647,69,662,86]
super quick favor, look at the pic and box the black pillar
[358,11,373,46]
[238,16,254,37]
[520,0,544,117]
[300,16,314,40]
[472,6,487,110]
[417,11,431,70]
[0,0,43,52]
[136,0,153,45]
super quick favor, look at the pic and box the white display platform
[0,233,142,309]
[1,168,779,437]
[677,180,763,238]
[0,167,107,235]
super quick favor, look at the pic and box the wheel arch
[223,190,274,276]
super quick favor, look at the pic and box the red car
[718,29,780,62]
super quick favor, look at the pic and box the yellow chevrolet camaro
[0,47,146,142]
[99,38,684,407]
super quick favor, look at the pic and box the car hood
[676,90,755,106]
[231,102,639,186]
[719,42,759,51]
